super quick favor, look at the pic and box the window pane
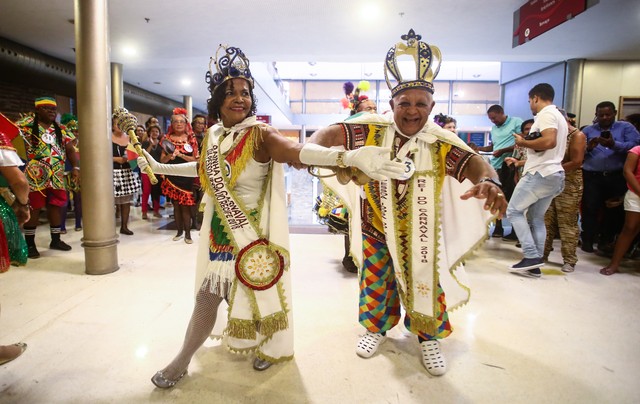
[288,81,303,100]
[306,101,343,114]
[452,103,494,115]
[290,101,302,114]
[306,81,344,100]
[433,82,450,101]
[452,82,500,101]
[430,103,449,117]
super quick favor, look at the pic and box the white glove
[343,146,406,181]
[137,150,198,177]
[299,143,405,181]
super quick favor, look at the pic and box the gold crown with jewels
[206,45,254,90]
[384,29,442,97]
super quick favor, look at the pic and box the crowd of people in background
[1,84,639,374]
[455,97,640,276]
[1,90,638,271]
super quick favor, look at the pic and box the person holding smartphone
[581,101,640,254]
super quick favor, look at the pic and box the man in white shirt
[507,83,567,278]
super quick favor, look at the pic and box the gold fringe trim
[406,311,438,336]
[198,131,213,197]
[256,351,294,364]
[223,335,294,364]
[226,345,258,355]
[227,127,258,188]
[256,311,289,336]
[227,319,257,340]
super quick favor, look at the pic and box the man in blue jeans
[507,83,567,278]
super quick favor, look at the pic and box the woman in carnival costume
[0,115,30,365]
[139,44,405,388]
[140,124,164,219]
[160,108,199,243]
[433,113,457,133]
[111,115,140,235]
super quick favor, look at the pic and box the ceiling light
[122,46,136,56]
[181,79,191,86]
[360,4,381,20]
[473,74,481,78]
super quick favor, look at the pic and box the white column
[75,0,119,275]
[183,95,192,122]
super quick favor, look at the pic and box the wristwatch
[478,177,502,187]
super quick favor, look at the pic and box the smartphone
[524,131,542,141]
[601,130,611,139]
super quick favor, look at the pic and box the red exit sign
[513,0,589,47]
[256,115,271,124]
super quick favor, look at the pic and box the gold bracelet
[336,151,348,168]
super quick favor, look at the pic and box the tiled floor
[1,212,639,403]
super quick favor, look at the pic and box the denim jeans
[506,171,565,259]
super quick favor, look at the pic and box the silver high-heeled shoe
[151,369,187,389]
[253,357,273,371]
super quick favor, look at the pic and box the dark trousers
[493,162,517,232]
[581,170,627,245]
[497,162,517,201]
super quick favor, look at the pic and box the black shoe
[120,228,134,236]
[514,268,542,278]
[510,257,544,271]
[502,232,519,242]
[27,245,40,259]
[49,240,72,251]
[342,257,358,274]
[581,243,594,253]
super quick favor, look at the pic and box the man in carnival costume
[16,97,80,258]
[138,44,405,388]
[307,30,506,376]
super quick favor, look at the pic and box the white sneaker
[356,331,386,358]
[420,340,447,376]
[561,263,575,273]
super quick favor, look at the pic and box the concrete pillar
[111,63,124,110]
[564,59,585,123]
[183,95,192,122]
[74,0,119,275]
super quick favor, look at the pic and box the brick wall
[0,80,72,122]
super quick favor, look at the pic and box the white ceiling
[1,0,639,124]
